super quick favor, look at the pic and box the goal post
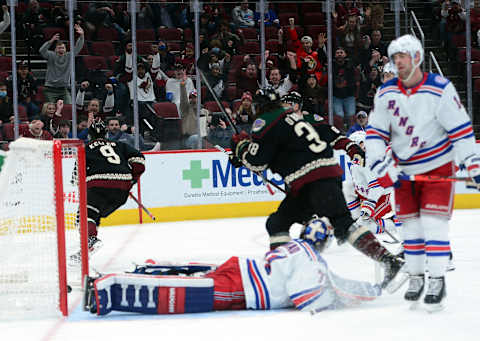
[0,138,89,318]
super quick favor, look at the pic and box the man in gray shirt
[39,24,84,104]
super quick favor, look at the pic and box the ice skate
[381,254,408,293]
[424,276,446,313]
[446,252,455,272]
[404,274,425,310]
[69,236,103,267]
[83,275,98,314]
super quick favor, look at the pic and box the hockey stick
[198,69,286,195]
[398,174,472,183]
[129,192,156,220]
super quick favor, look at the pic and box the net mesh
[0,138,84,318]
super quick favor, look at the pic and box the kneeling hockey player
[84,217,382,316]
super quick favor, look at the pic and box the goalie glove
[371,156,401,188]
[346,142,365,166]
[463,155,480,190]
[357,200,376,222]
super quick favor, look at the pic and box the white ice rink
[3,209,480,341]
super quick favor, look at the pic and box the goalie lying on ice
[84,217,382,316]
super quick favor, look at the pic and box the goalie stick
[129,192,156,220]
[198,69,287,195]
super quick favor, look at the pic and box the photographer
[206,108,234,149]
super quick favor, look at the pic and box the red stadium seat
[305,25,327,38]
[82,56,108,70]
[457,48,480,62]
[241,27,258,40]
[239,41,260,54]
[166,41,182,53]
[303,12,325,26]
[266,40,279,53]
[226,85,237,101]
[96,27,119,41]
[153,102,179,119]
[451,34,466,48]
[474,79,480,93]
[60,104,73,121]
[301,3,324,13]
[90,41,115,57]
[17,105,28,122]
[2,123,29,141]
[266,26,279,40]
[107,55,119,69]
[278,13,299,26]
[42,27,66,40]
[204,101,230,113]
[137,42,153,55]
[35,85,45,104]
[183,28,193,42]
[277,3,298,14]
[0,56,12,72]
[157,28,182,41]
[472,62,480,77]
[137,29,156,41]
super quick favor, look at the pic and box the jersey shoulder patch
[251,107,287,134]
[434,75,449,85]
[252,118,266,132]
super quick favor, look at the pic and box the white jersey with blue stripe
[366,73,476,175]
[238,240,335,311]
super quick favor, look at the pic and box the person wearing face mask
[39,24,84,104]
[9,61,39,120]
[0,81,13,126]
[151,40,175,74]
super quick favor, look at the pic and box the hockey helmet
[387,34,423,80]
[282,91,303,105]
[88,119,107,140]
[301,216,334,253]
[253,87,281,110]
[348,130,366,146]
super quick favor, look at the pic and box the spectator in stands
[234,91,255,132]
[84,3,127,40]
[254,3,279,27]
[332,47,359,131]
[198,49,231,101]
[286,18,327,85]
[232,0,255,28]
[443,0,466,60]
[150,0,177,29]
[39,24,84,104]
[0,81,13,126]
[54,120,71,139]
[211,21,243,56]
[347,111,369,136]
[336,15,363,64]
[68,113,92,142]
[21,117,53,140]
[40,100,63,137]
[299,73,327,115]
[356,66,381,112]
[76,81,114,120]
[9,61,39,120]
[105,117,160,151]
[265,66,293,98]
[179,43,195,75]
[151,40,176,74]
[179,87,209,149]
[21,0,49,52]
[166,64,195,108]
[207,108,235,149]
[370,30,387,59]
[236,57,260,97]
[0,5,10,34]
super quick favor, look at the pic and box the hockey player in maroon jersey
[69,120,145,264]
[229,87,405,292]
[83,217,382,316]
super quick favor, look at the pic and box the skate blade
[425,302,446,313]
[385,271,409,294]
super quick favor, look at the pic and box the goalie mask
[88,119,107,140]
[387,34,423,82]
[300,216,334,253]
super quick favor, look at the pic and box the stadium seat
[82,56,108,70]
[61,104,73,121]
[301,3,324,13]
[226,86,238,101]
[157,28,182,41]
[232,99,242,113]
[153,102,179,119]
[96,27,119,41]
[137,29,156,41]
[42,27,66,40]
[305,25,327,38]
[239,41,260,54]
[266,40,279,53]
[0,56,12,72]
[278,13,299,26]
[303,12,326,26]
[458,48,480,62]
[451,35,466,48]
[137,42,153,55]
[183,28,193,42]
[167,41,183,53]
[266,26,279,40]
[283,26,304,38]
[241,27,258,40]
[90,41,115,57]
[35,86,45,104]
[231,54,247,71]
[17,105,28,122]
[107,55,119,69]
[2,123,29,142]
[204,101,230,113]
[472,63,480,77]
[474,78,480,93]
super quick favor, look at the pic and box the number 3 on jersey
[99,145,121,164]
[294,121,327,153]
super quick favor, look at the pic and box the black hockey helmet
[252,87,281,111]
[281,91,303,110]
[88,119,106,140]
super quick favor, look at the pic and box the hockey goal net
[0,138,88,318]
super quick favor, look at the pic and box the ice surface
[2,209,480,341]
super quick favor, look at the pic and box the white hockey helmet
[382,61,398,77]
[387,34,423,80]
[348,130,366,146]
[301,216,334,253]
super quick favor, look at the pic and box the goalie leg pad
[92,274,214,315]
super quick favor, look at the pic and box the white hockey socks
[402,217,426,275]
[422,215,450,277]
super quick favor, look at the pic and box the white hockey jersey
[366,73,476,175]
[238,240,378,312]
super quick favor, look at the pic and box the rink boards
[102,148,480,226]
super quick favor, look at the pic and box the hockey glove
[231,130,251,158]
[358,200,376,221]
[228,154,244,168]
[371,156,401,188]
[463,155,480,190]
[346,142,365,166]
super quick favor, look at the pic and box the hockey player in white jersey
[365,34,480,312]
[344,131,401,238]
[83,217,381,316]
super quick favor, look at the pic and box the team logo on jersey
[434,75,448,85]
[252,119,266,132]
[313,114,323,122]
